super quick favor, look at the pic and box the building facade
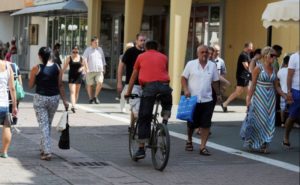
[0,0,299,103]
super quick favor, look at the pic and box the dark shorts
[187,101,214,129]
[236,77,249,87]
[289,88,300,120]
[69,74,83,84]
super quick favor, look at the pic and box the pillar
[123,0,144,48]
[168,0,192,104]
[87,0,102,43]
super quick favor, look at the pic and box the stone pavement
[1,101,151,185]
[0,80,299,185]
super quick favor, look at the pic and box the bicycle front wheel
[151,123,170,171]
[128,120,139,161]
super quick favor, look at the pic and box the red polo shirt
[134,50,170,86]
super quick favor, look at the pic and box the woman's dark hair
[38,47,52,65]
[145,40,158,50]
[54,43,61,50]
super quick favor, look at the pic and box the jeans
[137,82,172,140]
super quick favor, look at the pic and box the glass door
[186,4,222,61]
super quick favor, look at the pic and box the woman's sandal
[260,143,270,154]
[40,153,52,161]
[282,141,291,149]
[200,148,211,156]
[185,141,193,151]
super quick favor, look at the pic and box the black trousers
[137,82,172,140]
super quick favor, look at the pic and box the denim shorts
[289,88,300,120]
[0,106,11,126]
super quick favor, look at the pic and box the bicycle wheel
[128,120,139,161]
[151,123,170,171]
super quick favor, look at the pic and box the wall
[0,0,25,12]
[223,0,274,98]
[273,26,299,55]
[0,13,14,43]
[29,16,47,69]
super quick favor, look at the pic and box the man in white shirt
[83,36,106,104]
[283,51,300,148]
[181,45,222,156]
[277,55,289,127]
[212,44,230,106]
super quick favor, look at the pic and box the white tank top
[0,63,10,107]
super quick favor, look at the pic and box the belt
[142,81,169,87]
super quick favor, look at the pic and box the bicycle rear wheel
[151,123,170,171]
[128,120,139,161]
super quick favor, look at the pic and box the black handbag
[240,70,252,81]
[58,114,70,150]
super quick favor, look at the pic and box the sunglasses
[270,54,277,58]
[72,51,79,54]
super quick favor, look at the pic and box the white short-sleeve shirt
[288,52,300,90]
[83,46,106,72]
[182,59,220,103]
[277,67,288,93]
[214,57,227,75]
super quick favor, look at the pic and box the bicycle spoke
[151,124,170,171]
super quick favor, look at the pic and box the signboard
[25,0,65,7]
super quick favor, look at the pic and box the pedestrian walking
[62,45,88,113]
[212,44,230,104]
[277,55,290,127]
[53,43,62,68]
[272,44,283,72]
[5,40,17,62]
[117,42,134,113]
[221,42,253,112]
[29,47,68,161]
[0,59,17,158]
[283,51,300,148]
[83,36,106,104]
[181,45,221,156]
[242,46,286,153]
[7,61,23,125]
[249,48,262,73]
[117,33,145,119]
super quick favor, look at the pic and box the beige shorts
[122,85,142,117]
[86,72,104,85]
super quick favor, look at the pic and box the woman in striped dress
[243,46,286,153]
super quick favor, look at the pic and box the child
[277,55,290,127]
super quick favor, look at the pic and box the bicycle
[127,94,170,171]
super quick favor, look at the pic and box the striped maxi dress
[243,65,276,149]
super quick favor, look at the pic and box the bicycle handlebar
[124,94,140,99]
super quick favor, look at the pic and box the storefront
[11,0,87,70]
[186,4,222,61]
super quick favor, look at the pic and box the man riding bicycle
[125,40,172,160]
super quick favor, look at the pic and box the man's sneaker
[134,148,145,160]
[94,97,100,104]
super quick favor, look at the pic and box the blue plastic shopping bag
[176,95,197,122]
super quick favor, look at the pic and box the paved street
[0,80,299,185]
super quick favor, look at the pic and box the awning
[262,0,299,28]
[11,0,87,16]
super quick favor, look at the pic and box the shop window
[186,5,222,61]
